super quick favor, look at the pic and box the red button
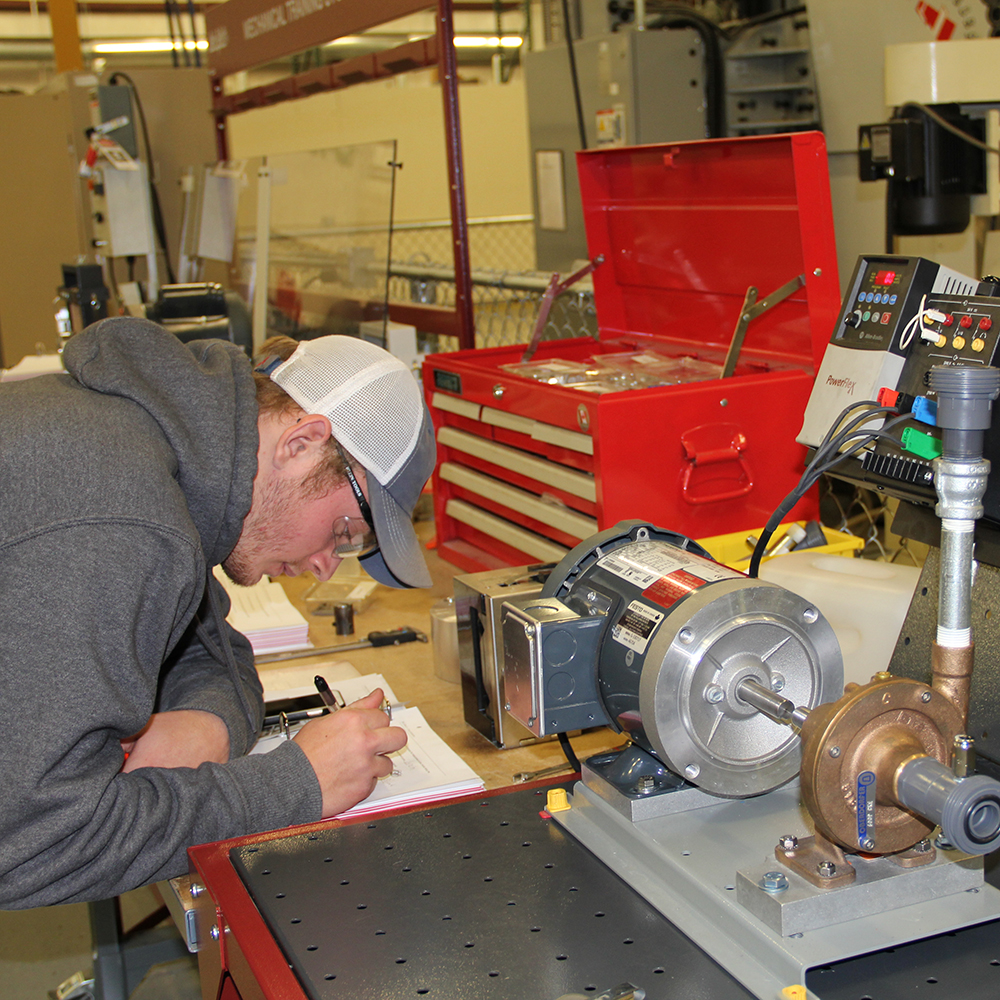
[942,314,954,326]
[979,317,993,331]
[960,315,974,328]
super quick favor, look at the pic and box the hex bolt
[635,775,656,794]
[771,673,786,693]
[913,839,932,853]
[861,838,875,851]
[829,746,841,758]
[778,835,799,852]
[759,871,788,893]
[817,861,837,878]
[704,684,725,704]
[921,691,932,703]
[189,883,204,898]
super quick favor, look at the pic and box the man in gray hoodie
[0,316,435,908]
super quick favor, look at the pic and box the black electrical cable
[559,0,588,150]
[645,6,726,138]
[168,0,191,67]
[748,413,910,577]
[901,102,999,157]
[108,72,178,286]
[186,0,201,67]
[747,405,908,578]
[558,731,581,773]
[720,4,808,40]
[163,0,179,67]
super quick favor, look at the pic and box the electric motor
[501,521,843,798]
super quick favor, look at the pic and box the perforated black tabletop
[230,784,1000,1000]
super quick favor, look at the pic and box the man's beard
[222,473,302,587]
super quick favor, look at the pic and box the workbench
[184,522,1000,1000]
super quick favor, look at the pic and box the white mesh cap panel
[266,335,436,588]
[270,339,422,484]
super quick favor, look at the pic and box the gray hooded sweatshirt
[0,317,322,908]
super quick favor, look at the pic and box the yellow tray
[698,521,864,570]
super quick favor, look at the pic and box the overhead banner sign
[206,0,427,78]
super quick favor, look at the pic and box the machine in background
[525,2,818,272]
[144,283,253,356]
[857,37,1000,251]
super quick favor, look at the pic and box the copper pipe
[931,640,975,729]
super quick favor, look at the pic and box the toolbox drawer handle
[680,424,753,505]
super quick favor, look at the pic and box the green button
[901,426,943,460]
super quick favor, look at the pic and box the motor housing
[501,521,843,797]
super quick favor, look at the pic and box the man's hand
[293,688,407,817]
[121,710,231,771]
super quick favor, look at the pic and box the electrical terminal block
[911,396,938,426]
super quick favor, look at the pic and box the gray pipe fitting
[896,756,1000,855]
[928,365,1000,431]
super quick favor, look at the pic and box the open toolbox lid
[577,131,841,372]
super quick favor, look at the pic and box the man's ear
[273,413,332,469]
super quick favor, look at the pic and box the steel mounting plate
[553,778,1000,1000]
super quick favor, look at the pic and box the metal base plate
[230,786,757,999]
[553,778,1000,999]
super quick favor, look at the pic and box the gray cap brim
[357,402,435,589]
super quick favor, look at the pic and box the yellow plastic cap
[546,788,571,813]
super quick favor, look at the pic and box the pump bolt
[635,775,657,794]
[817,861,837,878]
[861,838,875,851]
[921,691,932,703]
[913,839,932,854]
[829,746,841,758]
[704,684,725,704]
[778,835,799,852]
[759,871,788,893]
[771,674,786,693]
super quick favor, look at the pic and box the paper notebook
[252,673,485,819]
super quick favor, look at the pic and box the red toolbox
[424,132,841,573]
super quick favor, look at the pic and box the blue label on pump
[857,770,876,843]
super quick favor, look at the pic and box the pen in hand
[314,674,341,713]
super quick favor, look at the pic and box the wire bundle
[747,401,911,578]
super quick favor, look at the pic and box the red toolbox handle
[680,424,753,505]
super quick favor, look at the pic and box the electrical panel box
[424,132,842,573]
[802,253,1000,524]
[453,565,547,749]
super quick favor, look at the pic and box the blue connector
[912,396,938,426]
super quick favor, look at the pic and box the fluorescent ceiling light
[325,33,522,50]
[92,39,208,53]
[323,36,368,47]
[453,35,522,48]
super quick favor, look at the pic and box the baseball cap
[261,336,436,588]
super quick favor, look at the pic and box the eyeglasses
[333,443,379,558]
